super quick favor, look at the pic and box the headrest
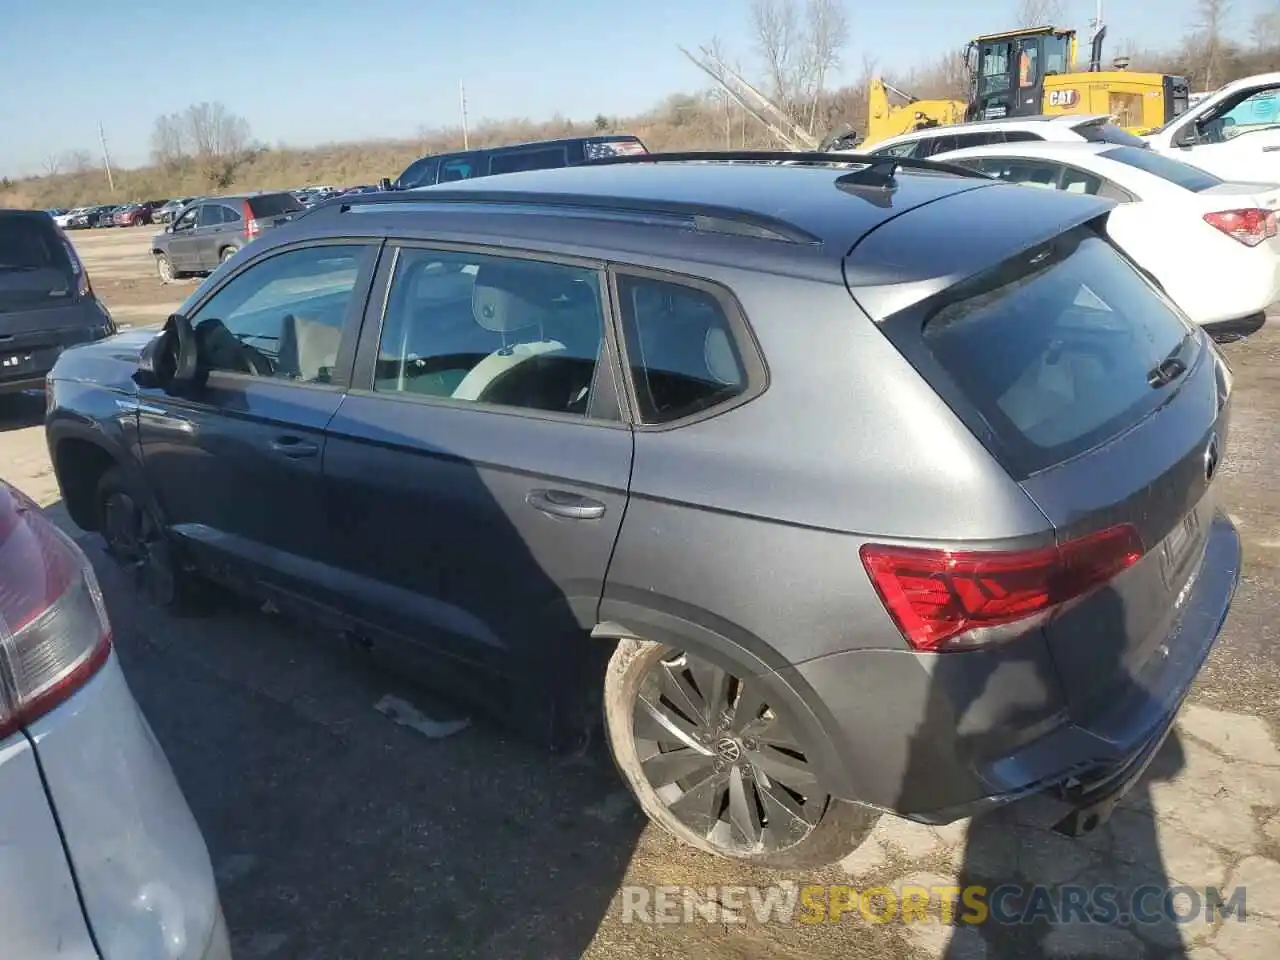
[472,260,550,333]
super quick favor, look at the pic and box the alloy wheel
[156,255,173,283]
[630,650,829,855]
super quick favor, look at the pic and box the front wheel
[603,638,876,868]
[96,466,212,615]
[155,252,175,283]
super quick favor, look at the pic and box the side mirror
[164,225,173,234]
[133,313,203,396]
[1172,126,1197,148]
[378,177,393,192]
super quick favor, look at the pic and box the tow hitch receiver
[1052,718,1176,838]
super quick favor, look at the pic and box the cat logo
[1049,89,1080,107]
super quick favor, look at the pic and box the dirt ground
[2,225,1279,959]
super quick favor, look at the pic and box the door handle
[526,489,606,521]
[269,436,319,458]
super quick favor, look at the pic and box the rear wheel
[95,466,211,615]
[155,252,175,283]
[603,638,876,868]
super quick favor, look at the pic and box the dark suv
[0,209,116,397]
[151,192,305,281]
[387,134,648,189]
[45,154,1239,868]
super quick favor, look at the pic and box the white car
[859,114,1150,160]
[1146,72,1280,182]
[935,140,1280,329]
[0,480,230,960]
[53,208,85,229]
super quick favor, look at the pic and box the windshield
[1100,146,1223,192]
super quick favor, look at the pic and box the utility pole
[97,121,115,193]
[459,82,470,149]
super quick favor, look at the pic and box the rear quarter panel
[0,729,98,959]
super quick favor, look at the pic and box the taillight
[859,525,1144,652]
[56,228,92,297]
[0,486,112,740]
[1203,208,1277,246]
[244,201,260,239]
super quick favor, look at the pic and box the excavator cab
[966,26,1077,121]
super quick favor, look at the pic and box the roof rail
[308,189,824,244]
[581,150,990,184]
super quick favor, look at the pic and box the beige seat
[451,261,564,402]
[279,314,342,382]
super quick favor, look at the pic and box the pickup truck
[1146,72,1280,182]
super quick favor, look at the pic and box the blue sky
[0,0,1252,176]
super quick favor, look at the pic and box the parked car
[154,197,196,225]
[0,479,231,960]
[935,140,1280,330]
[93,205,121,227]
[47,154,1240,869]
[860,114,1151,160]
[151,191,306,281]
[1145,71,1280,180]
[53,208,84,229]
[386,134,649,189]
[0,208,116,398]
[112,202,161,227]
[44,208,68,219]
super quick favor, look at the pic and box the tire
[95,465,212,615]
[155,252,175,284]
[603,637,877,868]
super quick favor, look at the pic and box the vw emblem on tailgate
[1204,435,1221,481]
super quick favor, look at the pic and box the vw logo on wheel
[714,737,742,764]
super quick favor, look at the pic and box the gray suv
[45,153,1240,868]
[151,192,304,281]
[0,209,116,398]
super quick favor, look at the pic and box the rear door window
[1099,145,1223,192]
[438,157,478,182]
[489,147,569,175]
[248,193,305,217]
[921,227,1197,473]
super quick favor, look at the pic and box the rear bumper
[787,512,1241,823]
[916,511,1240,823]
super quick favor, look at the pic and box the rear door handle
[269,436,319,458]
[526,489,606,520]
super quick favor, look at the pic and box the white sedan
[934,140,1280,329]
[0,480,229,960]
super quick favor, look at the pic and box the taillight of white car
[0,485,112,740]
[1203,208,1279,246]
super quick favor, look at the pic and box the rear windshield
[1073,121,1149,147]
[1100,145,1222,191]
[247,193,304,217]
[922,227,1198,474]
[0,214,69,272]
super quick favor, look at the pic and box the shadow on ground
[0,391,44,433]
[67,515,646,960]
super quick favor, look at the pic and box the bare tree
[802,0,850,131]
[1015,0,1066,27]
[751,0,850,132]
[42,154,61,177]
[182,102,250,161]
[150,112,187,168]
[64,149,93,174]
[1190,0,1233,89]
[1252,3,1280,50]
[752,0,805,109]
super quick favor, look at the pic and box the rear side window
[616,275,748,424]
[922,228,1196,473]
[1100,145,1222,192]
[489,147,569,175]
[0,215,69,271]
[248,193,305,217]
[1073,121,1148,147]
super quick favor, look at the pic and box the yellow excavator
[862,23,1190,147]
